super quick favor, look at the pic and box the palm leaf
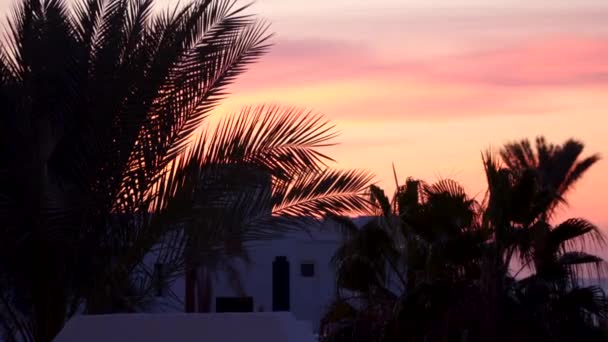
[560,286,608,318]
[200,105,338,177]
[550,218,605,254]
[369,185,391,215]
[558,252,607,283]
[330,222,397,294]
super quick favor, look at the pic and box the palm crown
[0,0,373,340]
[323,137,607,342]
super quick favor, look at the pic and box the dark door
[272,256,290,311]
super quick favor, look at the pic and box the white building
[56,312,316,342]
[159,216,374,334]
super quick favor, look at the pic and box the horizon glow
[223,0,608,232]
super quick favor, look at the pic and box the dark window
[300,262,315,277]
[216,297,254,313]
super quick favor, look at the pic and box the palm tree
[149,106,374,313]
[324,178,487,341]
[0,0,373,340]
[324,137,606,342]
[511,219,608,341]
[483,136,600,246]
[482,136,607,341]
[500,137,599,214]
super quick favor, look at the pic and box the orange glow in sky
[214,0,608,232]
[0,0,604,231]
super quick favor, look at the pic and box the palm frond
[330,223,397,294]
[559,252,605,267]
[561,153,600,197]
[208,167,373,239]
[393,177,423,225]
[558,252,608,283]
[144,102,373,242]
[369,184,392,220]
[481,150,514,231]
[555,285,608,325]
[270,169,373,219]
[550,218,606,254]
[2,0,43,81]
[499,137,599,217]
[156,14,272,163]
[500,138,536,173]
[425,179,467,199]
[200,105,338,178]
[544,139,584,196]
[508,227,535,267]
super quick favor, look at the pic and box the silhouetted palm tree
[481,136,606,341]
[152,106,374,313]
[324,138,607,342]
[500,137,599,216]
[511,218,608,341]
[0,0,373,340]
[324,179,486,341]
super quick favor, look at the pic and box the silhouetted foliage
[321,137,607,342]
[0,0,373,340]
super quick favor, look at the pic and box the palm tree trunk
[196,266,212,313]
[185,264,197,313]
[480,248,505,342]
[32,271,67,342]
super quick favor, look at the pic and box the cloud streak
[432,37,608,87]
[235,36,608,90]
[223,36,608,120]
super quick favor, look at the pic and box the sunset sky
[206,0,608,232]
[0,0,605,227]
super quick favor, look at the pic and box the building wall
[162,217,373,334]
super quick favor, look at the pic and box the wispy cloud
[236,36,608,89]
[431,37,608,87]
[225,36,608,120]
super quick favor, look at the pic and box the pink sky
[0,0,605,228]
[214,0,608,231]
